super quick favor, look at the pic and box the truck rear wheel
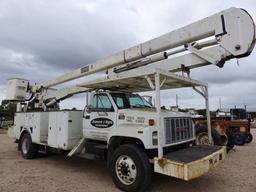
[245,133,253,143]
[20,133,38,159]
[110,144,152,192]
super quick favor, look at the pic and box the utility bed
[154,145,226,181]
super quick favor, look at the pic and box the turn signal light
[148,119,155,126]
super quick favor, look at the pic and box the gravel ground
[0,129,255,192]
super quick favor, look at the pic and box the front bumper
[154,145,226,181]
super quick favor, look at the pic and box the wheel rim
[196,132,210,145]
[115,155,137,185]
[22,137,29,154]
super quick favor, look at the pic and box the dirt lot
[0,129,256,192]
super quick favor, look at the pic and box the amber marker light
[148,119,155,126]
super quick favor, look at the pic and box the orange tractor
[193,108,253,150]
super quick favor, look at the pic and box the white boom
[6,7,255,109]
[35,7,255,92]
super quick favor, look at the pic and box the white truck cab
[83,91,194,150]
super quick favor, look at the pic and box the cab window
[129,95,145,107]
[91,94,114,112]
[111,93,152,109]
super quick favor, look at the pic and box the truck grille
[164,117,194,144]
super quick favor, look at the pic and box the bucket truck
[5,7,255,192]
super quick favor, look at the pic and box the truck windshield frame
[110,93,152,109]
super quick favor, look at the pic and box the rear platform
[154,145,226,180]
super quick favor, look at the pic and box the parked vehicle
[193,108,253,149]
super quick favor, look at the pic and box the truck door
[83,93,116,141]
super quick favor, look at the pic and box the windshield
[111,93,152,109]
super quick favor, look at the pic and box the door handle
[85,115,90,119]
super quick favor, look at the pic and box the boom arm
[12,7,254,110]
[35,7,255,92]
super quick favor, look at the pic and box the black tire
[195,125,227,146]
[212,129,227,146]
[20,133,38,159]
[233,132,246,145]
[110,144,152,192]
[226,130,235,151]
[245,133,253,143]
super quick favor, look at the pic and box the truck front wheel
[20,133,38,159]
[110,144,152,192]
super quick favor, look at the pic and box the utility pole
[176,94,178,108]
